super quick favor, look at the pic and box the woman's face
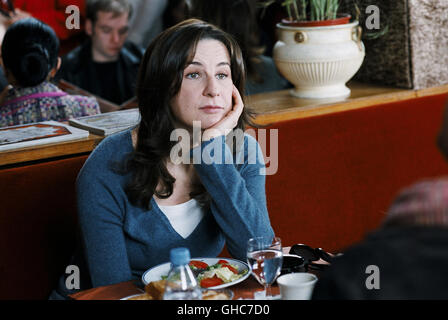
[171,39,233,130]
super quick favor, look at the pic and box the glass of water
[247,236,283,299]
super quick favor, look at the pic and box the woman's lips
[200,105,223,114]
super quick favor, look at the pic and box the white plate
[142,257,250,290]
[120,289,234,300]
[120,293,147,300]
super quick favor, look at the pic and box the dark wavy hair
[189,0,265,83]
[124,18,255,210]
[2,18,59,87]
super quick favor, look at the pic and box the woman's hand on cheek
[202,85,244,142]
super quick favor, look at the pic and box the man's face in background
[86,10,129,62]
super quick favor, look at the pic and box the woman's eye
[216,73,228,80]
[186,72,200,79]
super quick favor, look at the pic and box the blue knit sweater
[50,129,274,298]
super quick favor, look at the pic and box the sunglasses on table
[281,244,334,274]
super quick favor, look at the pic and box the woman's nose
[203,76,219,97]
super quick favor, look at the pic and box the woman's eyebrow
[187,61,230,67]
[217,62,231,67]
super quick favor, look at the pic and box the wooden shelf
[248,81,447,125]
[0,133,103,167]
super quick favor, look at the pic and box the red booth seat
[0,156,87,300]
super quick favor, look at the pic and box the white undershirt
[157,198,205,239]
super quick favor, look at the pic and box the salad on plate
[189,259,247,288]
[142,257,250,289]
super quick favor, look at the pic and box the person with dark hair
[49,18,274,299]
[0,18,100,127]
[56,0,143,108]
[189,0,290,95]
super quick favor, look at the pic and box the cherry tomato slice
[200,275,224,288]
[222,264,238,274]
[217,259,229,265]
[189,260,209,269]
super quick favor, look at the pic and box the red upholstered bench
[1,92,447,299]
[264,93,448,252]
[0,155,87,300]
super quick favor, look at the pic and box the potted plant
[264,0,365,99]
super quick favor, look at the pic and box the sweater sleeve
[192,134,274,260]
[76,144,133,287]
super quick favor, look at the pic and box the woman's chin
[198,117,223,130]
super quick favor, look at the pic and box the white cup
[277,272,318,300]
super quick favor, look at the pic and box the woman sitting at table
[50,18,274,299]
[0,18,100,128]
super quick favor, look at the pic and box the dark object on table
[289,244,333,272]
[280,255,306,275]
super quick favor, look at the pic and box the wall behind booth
[264,93,448,253]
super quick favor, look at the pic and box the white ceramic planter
[273,21,365,99]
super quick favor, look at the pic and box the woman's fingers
[201,85,244,142]
[219,85,243,129]
[223,85,243,127]
[232,85,244,116]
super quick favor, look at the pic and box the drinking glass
[246,236,283,299]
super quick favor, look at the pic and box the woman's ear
[49,57,61,78]
[56,57,61,71]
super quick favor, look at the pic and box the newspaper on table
[68,108,140,136]
[0,121,89,152]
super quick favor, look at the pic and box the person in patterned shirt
[0,17,100,127]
